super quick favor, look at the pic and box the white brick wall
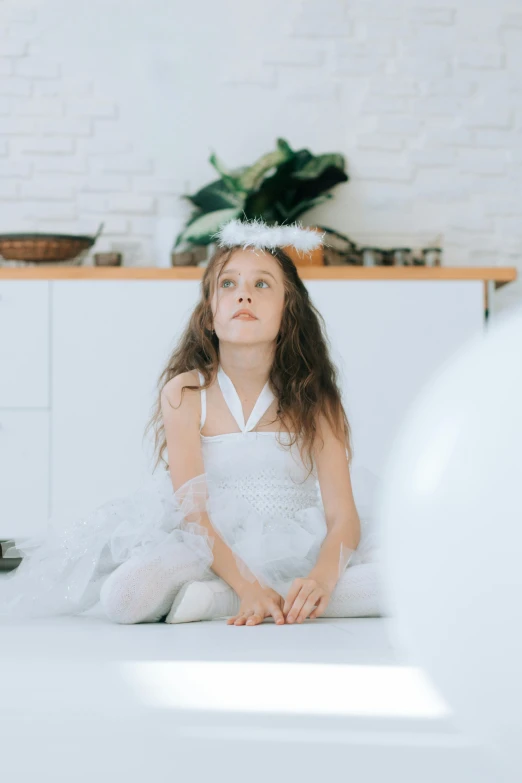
[0,0,521,306]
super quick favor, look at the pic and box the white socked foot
[165,578,240,624]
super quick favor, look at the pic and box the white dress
[0,365,381,620]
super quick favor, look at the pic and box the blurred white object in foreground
[378,306,522,780]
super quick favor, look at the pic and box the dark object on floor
[0,540,22,571]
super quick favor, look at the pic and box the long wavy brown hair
[144,244,353,478]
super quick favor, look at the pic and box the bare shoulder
[161,370,201,416]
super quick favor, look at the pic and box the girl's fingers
[287,587,314,622]
[228,611,248,625]
[310,596,329,619]
[283,581,302,614]
[228,611,247,624]
[308,598,321,619]
[297,591,322,622]
[236,608,258,625]
[246,613,263,626]
[271,604,285,625]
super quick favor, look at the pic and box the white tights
[99,546,209,624]
[99,553,382,624]
[321,562,381,618]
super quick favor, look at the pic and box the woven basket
[0,224,104,263]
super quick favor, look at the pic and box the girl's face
[210,249,285,345]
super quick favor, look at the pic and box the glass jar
[361,247,383,266]
[392,247,413,266]
[422,247,442,267]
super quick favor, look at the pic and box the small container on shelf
[94,252,122,266]
[171,250,197,267]
[360,247,384,266]
[392,247,413,266]
[422,247,443,267]
[171,245,208,267]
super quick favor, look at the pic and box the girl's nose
[236,284,252,302]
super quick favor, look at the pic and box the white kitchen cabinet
[0,281,50,538]
[0,411,49,538]
[0,268,507,541]
[0,281,49,408]
[308,279,484,472]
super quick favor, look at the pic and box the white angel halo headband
[214,218,324,253]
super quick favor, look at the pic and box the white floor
[0,597,505,783]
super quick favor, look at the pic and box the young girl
[0,219,381,625]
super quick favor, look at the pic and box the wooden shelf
[0,265,517,288]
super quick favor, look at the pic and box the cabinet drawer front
[0,282,49,407]
[0,410,49,539]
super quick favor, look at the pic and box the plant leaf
[293,153,347,180]
[288,164,348,205]
[276,137,294,157]
[175,208,242,248]
[243,150,314,221]
[238,139,295,192]
[209,153,243,193]
[185,180,246,212]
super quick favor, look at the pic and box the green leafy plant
[175,137,349,248]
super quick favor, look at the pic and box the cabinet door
[51,280,201,520]
[0,411,49,538]
[0,282,49,407]
[307,279,484,475]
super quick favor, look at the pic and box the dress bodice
[197,366,321,519]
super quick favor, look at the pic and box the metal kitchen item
[0,223,104,263]
[94,252,122,266]
[392,247,413,266]
[360,247,384,266]
[422,247,443,267]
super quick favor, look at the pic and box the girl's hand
[227,584,285,626]
[283,576,333,623]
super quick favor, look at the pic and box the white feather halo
[214,218,324,253]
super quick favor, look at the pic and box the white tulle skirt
[0,468,381,619]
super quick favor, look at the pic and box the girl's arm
[160,372,260,598]
[308,412,361,592]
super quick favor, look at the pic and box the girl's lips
[233,314,257,320]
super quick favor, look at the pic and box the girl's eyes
[221,279,269,289]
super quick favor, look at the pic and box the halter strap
[217,365,275,433]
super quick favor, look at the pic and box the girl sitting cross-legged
[0,219,382,625]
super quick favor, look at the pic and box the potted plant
[173,137,348,265]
